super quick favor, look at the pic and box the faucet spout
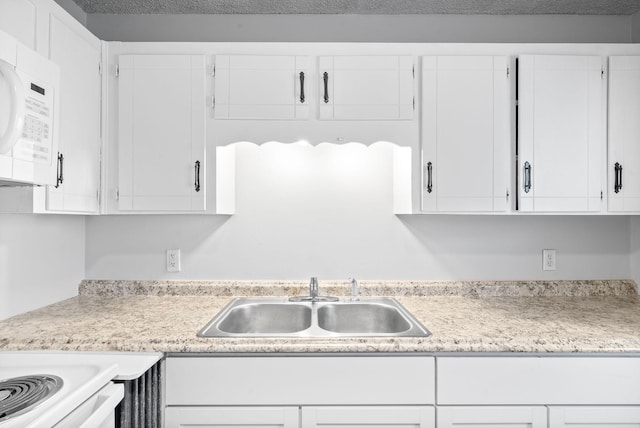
[349,277,359,301]
[309,277,319,299]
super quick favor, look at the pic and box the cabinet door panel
[165,406,299,428]
[438,406,546,428]
[609,56,640,212]
[215,55,309,119]
[118,54,206,212]
[518,55,603,212]
[0,0,36,49]
[46,15,100,213]
[549,406,640,427]
[302,406,434,428]
[422,56,509,212]
[319,55,413,120]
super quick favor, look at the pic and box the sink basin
[217,303,312,334]
[317,302,411,334]
[197,297,431,338]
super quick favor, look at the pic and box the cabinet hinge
[116,188,119,201]
[115,64,119,77]
[412,65,415,78]
[601,190,604,200]
[601,69,605,79]
[212,64,216,77]
[212,95,215,110]
[506,189,510,200]
[98,62,102,76]
[413,96,415,110]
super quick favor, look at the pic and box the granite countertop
[1,280,640,354]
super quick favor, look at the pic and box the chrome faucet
[349,277,359,301]
[309,277,319,299]
[288,276,338,302]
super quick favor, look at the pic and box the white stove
[0,352,122,428]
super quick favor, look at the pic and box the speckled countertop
[1,280,639,354]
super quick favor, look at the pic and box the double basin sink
[197,297,431,338]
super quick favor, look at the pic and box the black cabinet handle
[615,162,623,193]
[299,72,305,104]
[323,72,329,104]
[194,160,201,192]
[55,153,64,188]
[426,161,433,194]
[524,161,532,193]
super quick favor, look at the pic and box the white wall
[0,215,85,319]
[85,144,631,281]
[86,14,633,43]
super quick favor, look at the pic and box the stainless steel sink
[197,297,431,338]
[317,302,411,334]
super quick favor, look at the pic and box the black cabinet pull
[523,161,532,193]
[55,153,64,188]
[323,72,329,103]
[426,161,433,194]
[194,160,201,192]
[299,72,305,104]
[615,162,623,193]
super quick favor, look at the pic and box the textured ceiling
[69,0,640,15]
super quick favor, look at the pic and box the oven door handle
[75,383,124,428]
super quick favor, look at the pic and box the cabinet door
[438,406,547,428]
[0,0,36,49]
[609,56,640,212]
[118,54,206,212]
[422,56,510,212]
[549,406,640,427]
[165,406,299,428]
[45,15,101,213]
[518,55,603,212]
[214,55,309,119]
[319,55,413,120]
[302,406,435,428]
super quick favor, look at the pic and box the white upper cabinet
[608,56,640,213]
[45,15,101,213]
[0,0,101,214]
[518,55,604,213]
[319,55,414,120]
[214,55,310,120]
[421,56,510,212]
[0,0,36,49]
[118,54,206,212]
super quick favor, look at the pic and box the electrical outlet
[542,249,556,271]
[166,249,181,272]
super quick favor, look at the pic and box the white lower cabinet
[549,406,640,427]
[302,406,435,428]
[165,406,299,428]
[438,406,547,428]
[166,406,435,428]
[165,356,436,428]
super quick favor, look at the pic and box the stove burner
[0,374,63,422]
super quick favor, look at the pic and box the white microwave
[0,29,60,186]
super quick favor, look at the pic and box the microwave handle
[0,59,25,154]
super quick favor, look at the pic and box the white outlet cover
[166,249,181,272]
[542,249,556,271]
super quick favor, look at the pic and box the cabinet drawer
[166,356,435,406]
[437,357,640,405]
